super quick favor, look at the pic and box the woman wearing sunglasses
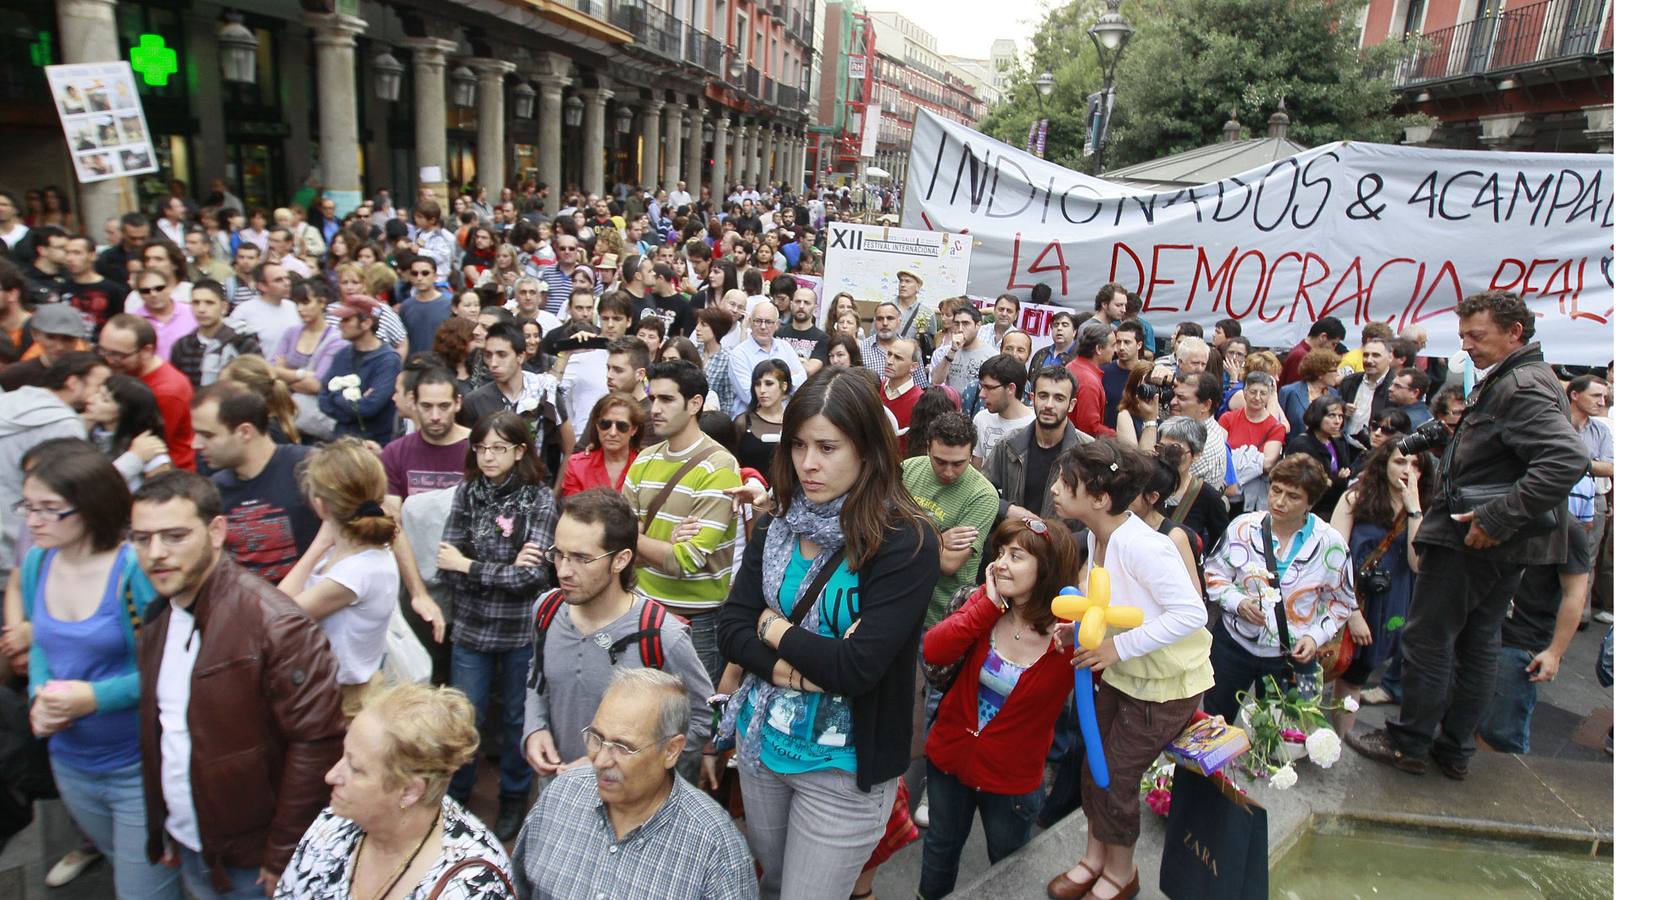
[917,515,1082,900]
[560,394,646,497]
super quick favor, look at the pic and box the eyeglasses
[474,443,520,457]
[748,318,777,327]
[127,527,197,548]
[1020,516,1050,542]
[979,381,1006,393]
[582,725,668,759]
[13,502,76,522]
[553,548,620,568]
[597,419,634,433]
[97,345,138,361]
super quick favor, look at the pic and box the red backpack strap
[636,599,668,669]
[534,589,566,632]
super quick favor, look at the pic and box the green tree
[980,0,1420,173]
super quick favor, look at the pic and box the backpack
[526,589,674,693]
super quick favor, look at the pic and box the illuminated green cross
[129,34,177,87]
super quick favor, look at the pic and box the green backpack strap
[18,548,47,623]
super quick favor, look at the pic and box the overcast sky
[865,1,1043,60]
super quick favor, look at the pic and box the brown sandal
[1047,861,1101,900]
[1088,868,1140,900]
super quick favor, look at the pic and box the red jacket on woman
[923,586,1076,795]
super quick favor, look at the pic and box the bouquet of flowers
[1235,669,1353,789]
[1139,755,1175,817]
[327,373,366,432]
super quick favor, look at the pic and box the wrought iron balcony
[611,3,684,61]
[1389,0,1610,88]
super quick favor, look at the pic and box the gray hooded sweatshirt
[0,387,87,571]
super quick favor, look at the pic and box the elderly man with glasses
[538,235,583,320]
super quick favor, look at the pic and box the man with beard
[130,471,342,897]
[776,285,829,372]
[985,365,1093,521]
[512,668,752,899]
[859,302,929,387]
[521,488,713,783]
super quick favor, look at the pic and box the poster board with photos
[45,62,159,184]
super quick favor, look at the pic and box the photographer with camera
[1349,291,1588,780]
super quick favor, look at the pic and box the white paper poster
[821,222,971,310]
[859,104,881,159]
[901,109,1614,365]
[45,62,158,184]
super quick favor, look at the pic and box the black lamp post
[1086,0,1134,175]
[1032,70,1054,158]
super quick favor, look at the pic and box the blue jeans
[1479,646,1539,754]
[447,642,533,802]
[686,610,723,688]
[918,761,1043,900]
[1204,625,1319,724]
[1037,701,1083,829]
[178,845,262,899]
[50,759,179,899]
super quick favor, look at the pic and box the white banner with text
[900,109,1613,364]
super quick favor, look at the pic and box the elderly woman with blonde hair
[275,683,514,899]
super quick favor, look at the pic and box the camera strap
[1361,512,1408,575]
[1259,521,1306,659]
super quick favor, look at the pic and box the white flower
[1269,763,1298,789]
[339,374,361,388]
[327,375,346,391]
[341,386,363,403]
[1343,696,1361,713]
[1305,728,1342,768]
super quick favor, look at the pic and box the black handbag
[1160,765,1268,900]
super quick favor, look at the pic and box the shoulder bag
[427,857,516,899]
[641,445,720,531]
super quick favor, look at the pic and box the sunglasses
[139,285,167,294]
[1020,516,1050,541]
[598,419,634,433]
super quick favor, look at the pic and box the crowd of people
[0,176,1612,899]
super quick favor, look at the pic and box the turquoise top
[737,542,861,775]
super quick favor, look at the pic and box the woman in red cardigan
[918,514,1082,900]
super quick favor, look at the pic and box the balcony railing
[744,67,760,98]
[686,29,722,74]
[777,83,802,111]
[611,3,683,60]
[1390,0,1610,88]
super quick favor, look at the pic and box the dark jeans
[1204,625,1318,724]
[918,762,1043,900]
[1036,700,1083,828]
[1478,646,1538,754]
[448,642,534,802]
[1386,545,1526,765]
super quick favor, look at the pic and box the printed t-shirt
[211,444,319,583]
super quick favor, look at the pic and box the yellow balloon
[1049,566,1145,650]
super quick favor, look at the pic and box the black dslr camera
[1136,380,1175,406]
[1396,418,1450,456]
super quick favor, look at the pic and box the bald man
[725,299,807,416]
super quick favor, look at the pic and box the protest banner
[900,109,1613,364]
[45,62,159,184]
[820,221,972,322]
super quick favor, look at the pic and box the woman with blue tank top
[10,449,178,897]
[717,367,940,900]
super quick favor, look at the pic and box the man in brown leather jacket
[130,470,345,897]
[1350,291,1589,781]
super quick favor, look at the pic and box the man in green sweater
[623,359,741,682]
[901,411,1000,629]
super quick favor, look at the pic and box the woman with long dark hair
[1328,437,1434,727]
[695,257,737,311]
[82,375,170,490]
[1285,394,1356,521]
[919,515,1082,899]
[716,367,940,900]
[434,411,556,840]
[735,359,792,475]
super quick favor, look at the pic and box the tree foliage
[979,0,1420,173]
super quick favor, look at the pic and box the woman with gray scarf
[716,367,939,900]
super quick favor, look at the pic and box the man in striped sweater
[622,359,741,682]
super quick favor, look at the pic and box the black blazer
[1286,432,1354,520]
[717,514,939,792]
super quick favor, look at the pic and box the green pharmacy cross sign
[130,33,178,87]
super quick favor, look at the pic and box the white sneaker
[45,847,103,888]
[1594,611,1614,624]
[914,800,929,828]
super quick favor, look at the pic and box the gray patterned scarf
[716,489,848,761]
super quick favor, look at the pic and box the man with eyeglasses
[513,668,751,900]
[0,351,105,572]
[129,470,344,899]
[723,300,806,417]
[396,254,451,355]
[99,314,196,470]
[972,354,1035,469]
[522,488,714,785]
[509,276,557,335]
[1389,367,1433,429]
[228,261,299,362]
[541,234,582,319]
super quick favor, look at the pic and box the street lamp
[616,105,634,133]
[372,49,404,102]
[565,93,585,128]
[450,64,479,109]
[1087,0,1134,175]
[513,81,536,119]
[217,12,259,85]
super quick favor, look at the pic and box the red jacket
[1065,357,1110,438]
[923,586,1075,795]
